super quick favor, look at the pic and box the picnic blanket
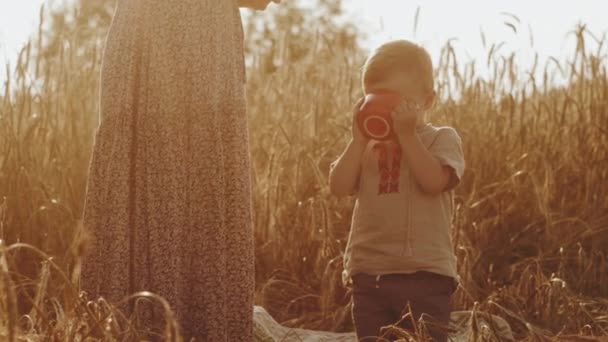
[253,306,514,341]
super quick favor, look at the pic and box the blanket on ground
[253,306,514,341]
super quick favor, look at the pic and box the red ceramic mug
[356,90,402,141]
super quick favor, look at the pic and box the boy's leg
[386,272,455,342]
[351,274,395,342]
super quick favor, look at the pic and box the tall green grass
[1,1,607,340]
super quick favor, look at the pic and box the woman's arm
[238,0,280,10]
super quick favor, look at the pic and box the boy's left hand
[391,100,422,140]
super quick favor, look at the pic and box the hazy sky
[1,1,607,79]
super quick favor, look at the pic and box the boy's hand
[391,100,421,140]
[351,97,368,147]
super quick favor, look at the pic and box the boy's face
[369,72,434,120]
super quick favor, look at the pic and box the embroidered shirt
[340,123,466,285]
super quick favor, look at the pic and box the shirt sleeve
[429,127,465,190]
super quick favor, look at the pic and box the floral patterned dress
[80,0,253,340]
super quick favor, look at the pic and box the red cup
[356,90,402,141]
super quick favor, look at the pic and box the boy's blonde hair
[362,40,434,97]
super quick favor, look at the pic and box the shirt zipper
[403,162,413,256]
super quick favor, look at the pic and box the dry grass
[1,1,607,341]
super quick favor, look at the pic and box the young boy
[329,40,465,342]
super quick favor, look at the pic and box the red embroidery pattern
[372,142,402,194]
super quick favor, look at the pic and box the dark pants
[351,271,456,342]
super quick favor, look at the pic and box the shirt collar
[416,122,432,133]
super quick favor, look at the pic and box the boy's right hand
[351,97,369,147]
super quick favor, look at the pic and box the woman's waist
[112,0,240,27]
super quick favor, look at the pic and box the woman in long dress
[80,0,278,340]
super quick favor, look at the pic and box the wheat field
[0,1,607,341]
